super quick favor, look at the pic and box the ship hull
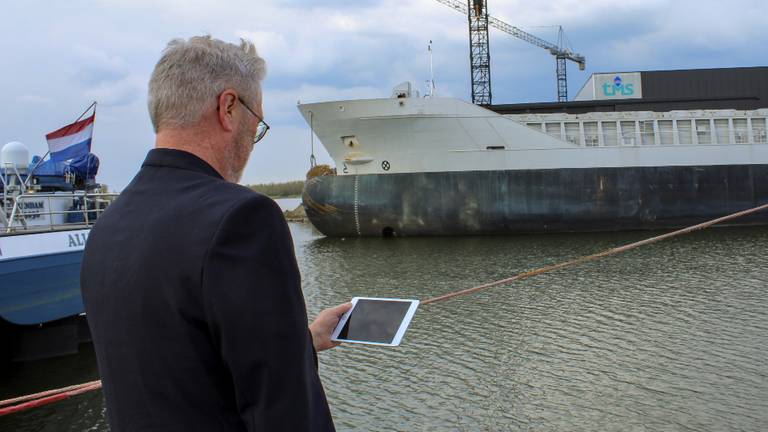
[0,228,92,361]
[0,250,85,325]
[303,164,768,237]
[0,228,90,325]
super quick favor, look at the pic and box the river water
[2,204,768,431]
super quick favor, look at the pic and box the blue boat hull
[303,164,768,237]
[0,251,85,325]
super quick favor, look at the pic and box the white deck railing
[518,114,768,147]
[1,164,117,234]
[2,192,118,234]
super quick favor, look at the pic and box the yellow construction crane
[435,0,586,103]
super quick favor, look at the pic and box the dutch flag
[45,114,95,162]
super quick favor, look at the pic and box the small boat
[0,140,116,361]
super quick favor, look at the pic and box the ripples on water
[2,222,768,431]
[300,225,768,431]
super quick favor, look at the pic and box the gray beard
[227,123,253,183]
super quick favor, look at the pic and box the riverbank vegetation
[247,180,304,198]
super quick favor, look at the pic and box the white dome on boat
[1,141,30,169]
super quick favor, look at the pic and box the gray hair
[148,35,267,133]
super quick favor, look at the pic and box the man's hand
[309,302,353,352]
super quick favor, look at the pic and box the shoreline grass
[247,180,304,198]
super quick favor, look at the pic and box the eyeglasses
[237,97,270,144]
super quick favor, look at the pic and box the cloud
[264,84,384,124]
[83,77,145,108]
[16,94,55,106]
[73,46,131,86]
[1,0,767,190]
[237,29,340,78]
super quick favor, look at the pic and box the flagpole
[25,101,97,186]
[71,101,97,125]
[85,102,97,191]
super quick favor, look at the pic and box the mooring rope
[0,381,102,416]
[0,380,101,407]
[2,202,767,417]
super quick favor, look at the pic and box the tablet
[331,297,420,346]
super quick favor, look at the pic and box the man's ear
[217,90,238,132]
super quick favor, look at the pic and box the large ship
[297,67,768,237]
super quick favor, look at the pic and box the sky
[1,0,767,191]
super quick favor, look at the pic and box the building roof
[490,66,768,115]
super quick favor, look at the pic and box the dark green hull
[302,165,768,237]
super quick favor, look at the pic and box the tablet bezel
[330,297,420,346]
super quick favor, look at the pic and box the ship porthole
[382,227,395,238]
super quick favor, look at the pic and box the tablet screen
[336,299,415,344]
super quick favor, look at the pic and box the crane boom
[487,16,585,65]
[434,0,586,102]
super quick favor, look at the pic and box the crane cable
[2,202,767,417]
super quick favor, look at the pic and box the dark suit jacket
[81,148,334,431]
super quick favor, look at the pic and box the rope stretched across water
[423,202,768,305]
[2,202,767,417]
[0,381,102,416]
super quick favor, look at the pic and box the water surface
[2,221,767,431]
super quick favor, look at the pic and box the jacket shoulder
[212,184,285,233]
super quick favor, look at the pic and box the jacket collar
[141,148,224,180]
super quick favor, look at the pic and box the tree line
[247,180,304,198]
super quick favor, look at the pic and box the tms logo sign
[602,75,635,97]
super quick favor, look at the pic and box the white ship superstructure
[300,96,768,176]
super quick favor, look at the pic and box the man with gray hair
[81,35,348,431]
